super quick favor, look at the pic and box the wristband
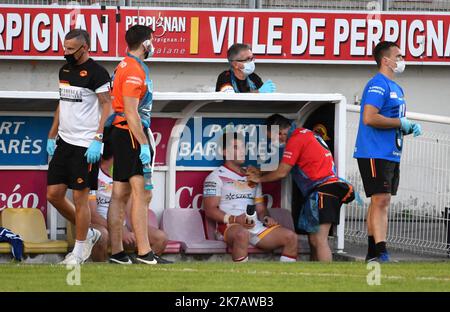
[223,214,230,224]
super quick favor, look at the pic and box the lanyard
[230,70,257,93]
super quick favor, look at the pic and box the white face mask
[242,61,255,76]
[385,56,405,74]
[142,39,154,59]
[393,60,406,74]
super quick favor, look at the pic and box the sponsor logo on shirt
[368,85,385,96]
[203,181,217,196]
[80,70,88,77]
[204,188,217,196]
[225,193,253,201]
[390,91,398,99]
[59,87,83,103]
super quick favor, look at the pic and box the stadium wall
[0,60,449,117]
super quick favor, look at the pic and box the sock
[111,251,126,259]
[233,256,248,262]
[73,240,85,259]
[375,241,387,257]
[367,236,376,258]
[280,254,297,262]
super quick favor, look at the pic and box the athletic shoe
[154,254,173,264]
[82,228,102,262]
[109,253,132,265]
[135,251,158,265]
[376,252,391,262]
[367,252,391,263]
[59,252,84,265]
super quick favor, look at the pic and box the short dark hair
[373,41,399,68]
[65,29,90,45]
[227,43,251,62]
[266,114,292,131]
[125,25,153,51]
[221,131,244,152]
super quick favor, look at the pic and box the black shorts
[316,182,353,225]
[357,158,400,197]
[111,126,149,182]
[47,138,99,190]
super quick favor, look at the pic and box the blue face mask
[242,61,255,76]
[287,122,297,138]
[278,123,297,148]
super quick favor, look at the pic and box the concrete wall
[0,59,449,117]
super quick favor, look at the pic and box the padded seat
[162,208,226,254]
[2,208,68,254]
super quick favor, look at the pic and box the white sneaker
[59,252,84,265]
[82,228,102,262]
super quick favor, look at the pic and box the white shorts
[216,220,281,246]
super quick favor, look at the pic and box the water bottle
[143,163,153,190]
[246,204,259,234]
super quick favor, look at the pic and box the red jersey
[281,128,338,195]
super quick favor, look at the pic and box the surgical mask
[64,45,83,65]
[393,60,406,74]
[143,39,155,59]
[241,61,255,76]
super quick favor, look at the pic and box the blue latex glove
[400,117,412,134]
[84,140,102,164]
[411,123,422,137]
[46,138,56,156]
[141,119,150,128]
[140,144,151,165]
[258,79,276,93]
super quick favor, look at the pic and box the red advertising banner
[0,170,47,216]
[175,171,281,209]
[150,117,177,166]
[2,5,450,63]
[0,6,116,58]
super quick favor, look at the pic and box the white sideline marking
[139,267,450,282]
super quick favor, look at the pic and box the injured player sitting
[202,132,298,262]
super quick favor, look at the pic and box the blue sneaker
[376,252,391,263]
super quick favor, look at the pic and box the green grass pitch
[0,262,449,292]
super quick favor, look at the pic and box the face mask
[143,40,155,59]
[241,60,255,76]
[393,60,406,74]
[64,45,83,65]
[287,122,297,138]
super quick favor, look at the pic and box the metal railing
[345,106,450,257]
[387,0,450,11]
[2,0,450,11]
[260,0,380,10]
[0,0,253,7]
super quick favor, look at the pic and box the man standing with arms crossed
[107,25,163,264]
[354,41,422,262]
[46,29,112,264]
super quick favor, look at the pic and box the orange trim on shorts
[222,223,239,242]
[370,158,377,178]
[257,224,281,241]
[341,183,354,203]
